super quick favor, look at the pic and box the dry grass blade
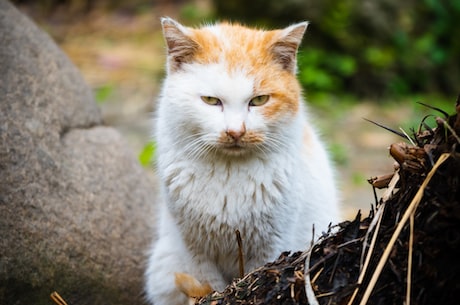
[436,117,460,144]
[399,127,416,146]
[311,267,324,285]
[347,202,386,305]
[358,153,451,305]
[304,248,320,305]
[406,213,414,305]
[50,291,69,305]
[363,118,407,139]
[416,102,449,118]
[360,203,384,269]
[381,170,400,203]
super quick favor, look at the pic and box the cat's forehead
[185,62,255,102]
[187,23,279,71]
[197,22,275,43]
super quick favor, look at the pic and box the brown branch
[235,229,245,278]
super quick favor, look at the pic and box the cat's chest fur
[162,153,295,275]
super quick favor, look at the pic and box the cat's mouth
[216,131,265,156]
[219,143,250,156]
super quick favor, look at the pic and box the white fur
[145,58,339,305]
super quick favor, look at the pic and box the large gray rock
[0,1,156,304]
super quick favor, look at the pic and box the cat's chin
[218,145,252,157]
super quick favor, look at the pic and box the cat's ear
[161,17,199,71]
[271,22,308,73]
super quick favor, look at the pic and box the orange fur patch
[174,272,213,298]
[218,130,265,146]
[302,125,315,156]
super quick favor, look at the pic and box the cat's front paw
[174,272,213,304]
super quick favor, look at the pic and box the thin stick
[358,153,450,305]
[311,223,315,248]
[304,248,320,305]
[360,202,386,270]
[363,118,407,138]
[311,267,324,284]
[50,291,69,305]
[399,127,416,146]
[416,101,449,118]
[347,202,386,305]
[235,230,245,278]
[406,213,414,305]
[381,171,400,203]
[438,117,460,144]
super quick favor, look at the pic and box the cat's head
[159,18,307,158]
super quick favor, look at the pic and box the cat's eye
[249,95,269,107]
[201,96,222,106]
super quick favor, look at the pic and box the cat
[145,17,340,305]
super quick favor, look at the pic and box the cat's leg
[145,232,190,305]
[190,254,228,292]
[145,235,228,305]
[145,209,227,305]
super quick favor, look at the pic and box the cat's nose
[226,123,246,141]
[226,129,245,141]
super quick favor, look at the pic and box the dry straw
[357,153,451,305]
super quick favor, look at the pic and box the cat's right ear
[161,17,199,71]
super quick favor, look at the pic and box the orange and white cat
[145,18,340,305]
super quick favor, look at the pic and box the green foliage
[329,142,349,166]
[351,172,367,186]
[400,95,454,131]
[214,0,460,98]
[138,141,156,167]
[179,2,214,25]
[298,49,356,93]
[94,83,114,104]
[363,47,394,69]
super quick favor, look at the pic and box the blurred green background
[215,0,460,98]
[11,0,459,217]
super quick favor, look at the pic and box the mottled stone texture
[0,1,156,304]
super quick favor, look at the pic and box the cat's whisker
[176,132,206,148]
[253,144,269,159]
[171,131,208,148]
[184,140,207,160]
[182,134,218,161]
[200,143,217,160]
[188,142,208,160]
[178,130,292,160]
[201,135,223,159]
[263,133,290,154]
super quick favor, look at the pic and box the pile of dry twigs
[197,97,460,305]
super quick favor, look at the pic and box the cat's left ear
[271,22,308,73]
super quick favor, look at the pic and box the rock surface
[0,1,156,304]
